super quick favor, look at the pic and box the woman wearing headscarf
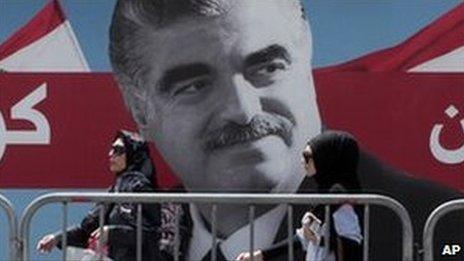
[37,130,162,261]
[237,130,363,261]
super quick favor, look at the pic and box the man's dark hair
[109,0,306,87]
[109,0,307,134]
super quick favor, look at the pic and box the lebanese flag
[317,2,464,73]
[315,2,464,190]
[0,0,89,72]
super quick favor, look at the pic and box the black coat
[260,153,464,261]
[56,171,162,261]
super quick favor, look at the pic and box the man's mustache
[203,114,293,151]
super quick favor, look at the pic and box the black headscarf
[308,130,361,192]
[308,131,363,256]
[113,130,158,188]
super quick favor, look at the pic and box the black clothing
[56,172,161,260]
[55,130,162,261]
[308,130,361,192]
[263,131,363,260]
[116,130,158,188]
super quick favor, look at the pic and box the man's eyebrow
[158,63,211,92]
[244,44,292,67]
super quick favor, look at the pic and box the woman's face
[302,144,316,177]
[109,138,127,174]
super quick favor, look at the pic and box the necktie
[203,243,227,261]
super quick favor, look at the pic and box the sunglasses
[109,145,126,157]
[302,151,312,164]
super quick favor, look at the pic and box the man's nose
[220,75,262,125]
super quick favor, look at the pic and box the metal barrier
[0,194,18,261]
[20,192,414,261]
[423,199,464,261]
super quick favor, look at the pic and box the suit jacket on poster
[160,151,463,261]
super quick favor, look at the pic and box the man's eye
[172,79,209,96]
[258,63,284,74]
[248,61,288,80]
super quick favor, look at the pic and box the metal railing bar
[363,204,370,261]
[0,194,17,261]
[211,204,217,261]
[19,193,413,261]
[287,204,293,261]
[16,192,417,206]
[136,204,142,261]
[249,205,255,261]
[174,206,180,261]
[61,202,68,261]
[98,206,104,261]
[324,205,330,256]
[423,199,464,261]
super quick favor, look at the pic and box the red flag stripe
[317,3,464,72]
[0,0,66,61]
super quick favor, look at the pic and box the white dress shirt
[187,204,288,261]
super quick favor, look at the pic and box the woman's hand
[236,250,263,261]
[36,234,57,253]
[90,226,110,245]
[300,211,322,244]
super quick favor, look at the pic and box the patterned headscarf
[113,130,158,188]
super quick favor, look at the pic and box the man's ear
[127,87,151,138]
[117,78,150,138]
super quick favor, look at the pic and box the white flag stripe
[0,21,89,72]
[409,46,464,72]
[60,20,90,71]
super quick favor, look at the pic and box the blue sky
[0,0,462,71]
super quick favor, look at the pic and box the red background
[0,72,462,190]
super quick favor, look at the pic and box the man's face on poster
[136,1,321,192]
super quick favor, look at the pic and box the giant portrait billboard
[0,1,463,260]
